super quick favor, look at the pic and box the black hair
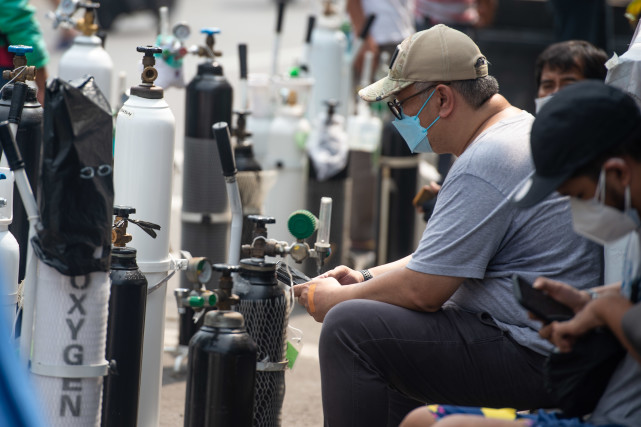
[535,40,608,89]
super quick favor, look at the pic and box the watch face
[173,23,191,41]
[58,0,78,16]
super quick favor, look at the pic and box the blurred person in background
[534,40,608,113]
[548,0,613,54]
[414,0,497,34]
[347,0,415,81]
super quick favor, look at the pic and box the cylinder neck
[198,61,224,76]
[130,85,164,99]
[111,246,140,270]
[239,258,277,285]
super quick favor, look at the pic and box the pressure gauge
[186,257,213,284]
[173,23,191,41]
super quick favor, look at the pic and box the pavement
[32,0,328,425]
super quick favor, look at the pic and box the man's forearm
[345,265,464,312]
[369,255,412,278]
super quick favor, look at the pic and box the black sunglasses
[387,83,445,120]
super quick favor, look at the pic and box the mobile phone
[511,274,574,323]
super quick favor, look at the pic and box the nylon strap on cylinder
[31,360,109,378]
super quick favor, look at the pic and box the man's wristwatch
[359,269,373,282]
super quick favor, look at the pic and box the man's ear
[437,84,455,118]
[603,157,631,190]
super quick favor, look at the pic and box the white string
[0,66,27,96]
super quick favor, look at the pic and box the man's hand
[293,277,347,322]
[539,298,607,352]
[413,182,441,213]
[318,265,364,285]
[532,277,591,314]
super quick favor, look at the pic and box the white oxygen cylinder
[246,73,274,160]
[347,51,382,152]
[30,263,110,427]
[0,168,18,331]
[262,85,311,239]
[59,36,114,107]
[308,1,347,118]
[112,47,175,427]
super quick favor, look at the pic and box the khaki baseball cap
[359,24,489,102]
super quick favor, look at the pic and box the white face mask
[534,94,553,114]
[570,169,641,246]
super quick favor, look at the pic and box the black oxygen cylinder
[101,245,148,427]
[377,121,417,263]
[180,29,233,345]
[0,85,43,282]
[234,258,288,427]
[184,310,257,427]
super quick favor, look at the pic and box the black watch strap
[359,269,373,282]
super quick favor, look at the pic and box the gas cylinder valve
[233,110,252,145]
[112,205,160,247]
[174,264,240,312]
[189,28,222,59]
[240,215,287,259]
[137,46,162,85]
[47,0,100,36]
[211,264,240,310]
[75,2,100,36]
[2,46,36,83]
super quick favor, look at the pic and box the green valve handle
[287,210,318,240]
[188,295,204,308]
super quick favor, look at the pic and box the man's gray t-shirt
[407,111,603,355]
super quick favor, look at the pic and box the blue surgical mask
[392,89,440,153]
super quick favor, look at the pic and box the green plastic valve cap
[188,295,204,308]
[208,293,217,307]
[287,210,318,240]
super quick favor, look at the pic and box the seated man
[293,25,603,426]
[402,81,641,427]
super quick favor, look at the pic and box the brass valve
[1,46,36,83]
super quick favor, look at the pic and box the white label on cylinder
[118,108,134,119]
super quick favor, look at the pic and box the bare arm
[294,263,464,322]
[540,294,641,364]
[346,0,378,78]
[319,255,413,285]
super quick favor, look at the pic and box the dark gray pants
[319,300,556,426]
